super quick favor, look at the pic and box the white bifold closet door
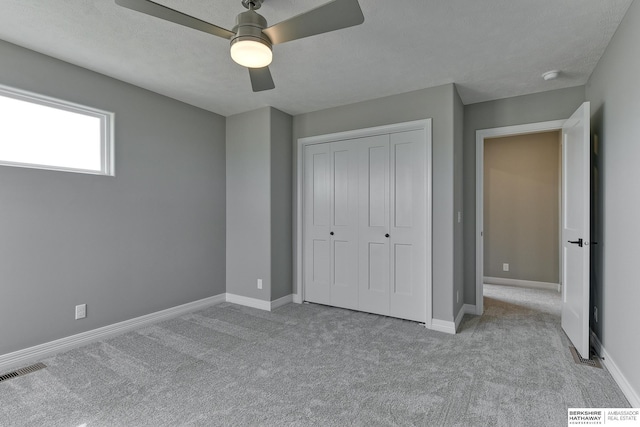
[303,139,359,310]
[303,129,427,322]
[358,130,427,322]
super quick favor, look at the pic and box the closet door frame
[295,119,433,328]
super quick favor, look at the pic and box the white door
[561,102,591,359]
[303,141,359,309]
[357,131,427,322]
[358,135,391,316]
[302,122,430,323]
[303,143,331,305]
[389,130,427,322]
[329,139,359,310]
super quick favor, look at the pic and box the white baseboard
[429,318,456,334]
[225,293,271,311]
[0,293,226,372]
[453,304,478,332]
[454,306,465,331]
[292,294,303,304]
[590,330,640,407]
[464,304,479,316]
[0,292,301,372]
[224,293,295,311]
[484,276,560,292]
[270,294,293,310]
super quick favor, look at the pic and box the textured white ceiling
[0,0,633,116]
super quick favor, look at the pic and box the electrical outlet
[594,306,598,323]
[75,304,86,320]
[257,279,263,290]
[502,263,509,272]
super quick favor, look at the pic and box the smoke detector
[542,70,560,81]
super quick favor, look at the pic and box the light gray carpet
[0,285,629,426]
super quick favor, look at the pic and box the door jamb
[475,120,566,314]
[295,119,433,326]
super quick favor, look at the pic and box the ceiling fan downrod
[241,0,263,10]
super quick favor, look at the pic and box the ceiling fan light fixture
[230,37,272,68]
[115,0,365,91]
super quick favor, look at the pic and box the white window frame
[0,84,114,176]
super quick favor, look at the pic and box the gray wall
[483,132,560,283]
[226,107,293,302]
[226,108,272,301]
[0,40,226,356]
[586,0,640,402]
[463,86,585,305]
[453,88,465,316]
[270,109,293,301]
[293,84,458,322]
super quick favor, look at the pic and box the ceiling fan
[114,0,365,92]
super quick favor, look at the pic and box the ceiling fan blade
[249,67,275,92]
[115,0,234,39]
[263,0,364,45]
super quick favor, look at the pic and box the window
[0,84,114,176]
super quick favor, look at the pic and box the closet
[301,122,430,322]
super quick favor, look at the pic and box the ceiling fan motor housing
[231,10,272,49]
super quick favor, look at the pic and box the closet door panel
[358,135,390,316]
[393,141,414,228]
[393,243,413,296]
[367,242,389,292]
[389,130,427,322]
[303,144,332,305]
[330,140,359,310]
[367,144,388,227]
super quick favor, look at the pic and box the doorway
[475,120,565,313]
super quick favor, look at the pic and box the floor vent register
[569,346,602,369]
[0,362,47,383]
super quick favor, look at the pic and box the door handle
[330,231,334,236]
[568,238,583,247]
[385,233,390,238]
